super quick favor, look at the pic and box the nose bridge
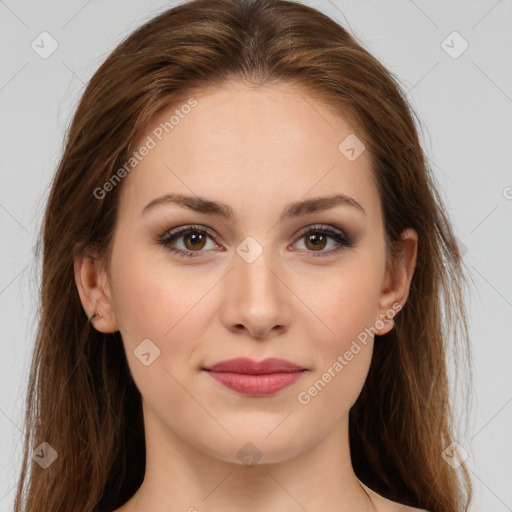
[220,241,291,337]
[235,242,281,306]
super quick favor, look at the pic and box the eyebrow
[141,192,366,220]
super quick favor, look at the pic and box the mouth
[202,357,307,397]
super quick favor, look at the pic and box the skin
[75,80,422,512]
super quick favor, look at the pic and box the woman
[15,0,473,511]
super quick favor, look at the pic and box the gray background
[1,0,511,510]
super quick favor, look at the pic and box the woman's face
[87,80,416,464]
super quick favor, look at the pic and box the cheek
[297,259,383,347]
[109,248,223,385]
[110,245,210,340]
[291,258,382,409]
[109,260,215,420]
[295,278,377,421]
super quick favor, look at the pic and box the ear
[375,228,418,335]
[73,245,119,333]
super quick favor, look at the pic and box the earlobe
[376,228,418,335]
[73,247,119,333]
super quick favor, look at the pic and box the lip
[205,357,305,374]
[203,357,307,397]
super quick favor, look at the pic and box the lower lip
[205,370,305,396]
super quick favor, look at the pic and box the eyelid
[158,224,223,251]
[158,222,356,259]
[160,224,219,241]
[293,223,346,240]
[160,223,349,241]
[289,223,355,256]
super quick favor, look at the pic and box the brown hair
[15,1,473,511]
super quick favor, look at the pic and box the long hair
[15,1,473,511]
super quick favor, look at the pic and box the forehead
[117,80,381,225]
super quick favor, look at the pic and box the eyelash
[157,223,356,259]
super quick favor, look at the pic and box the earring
[89,311,102,322]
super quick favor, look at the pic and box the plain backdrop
[1,1,511,511]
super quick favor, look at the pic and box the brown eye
[158,225,220,258]
[304,232,328,251]
[291,225,356,257]
[183,231,207,250]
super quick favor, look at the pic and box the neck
[123,402,377,512]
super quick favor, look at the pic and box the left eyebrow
[140,192,366,219]
[280,194,366,220]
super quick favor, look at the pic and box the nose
[219,251,292,339]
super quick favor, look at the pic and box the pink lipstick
[203,357,306,396]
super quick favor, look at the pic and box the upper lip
[204,357,305,374]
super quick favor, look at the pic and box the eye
[157,223,356,259]
[290,224,356,257]
[157,225,222,258]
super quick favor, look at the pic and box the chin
[191,425,319,467]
